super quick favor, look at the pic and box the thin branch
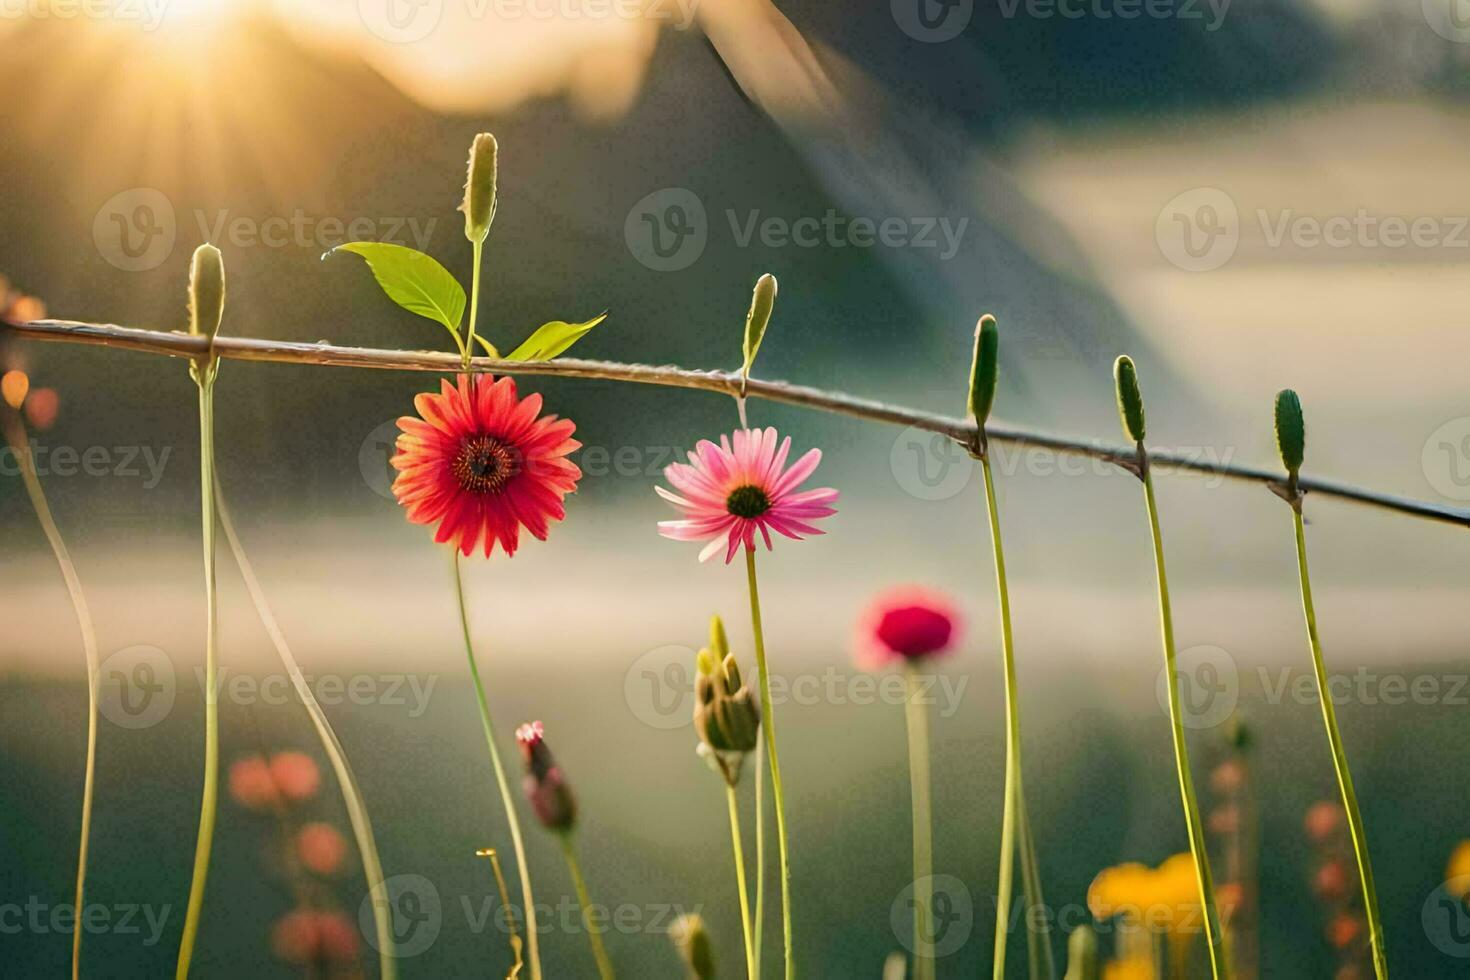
[6,317,1469,530]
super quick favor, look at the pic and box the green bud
[187,243,225,340]
[709,614,730,660]
[1063,924,1099,980]
[740,274,777,388]
[462,133,498,244]
[1274,388,1305,476]
[669,913,715,980]
[696,648,717,678]
[1113,355,1146,442]
[721,652,743,692]
[968,313,999,424]
[693,636,760,763]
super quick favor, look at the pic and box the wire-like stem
[467,241,484,366]
[725,783,757,980]
[214,480,397,978]
[1290,506,1387,978]
[176,375,219,979]
[2,413,99,980]
[1140,460,1229,980]
[903,665,935,980]
[452,552,542,980]
[7,317,1465,531]
[753,744,765,976]
[558,833,615,980]
[979,456,1055,980]
[743,546,795,980]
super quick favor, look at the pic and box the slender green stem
[743,546,795,979]
[215,481,396,979]
[177,375,219,979]
[725,784,757,980]
[466,240,483,368]
[1140,464,1228,980]
[559,833,615,980]
[903,665,935,980]
[452,552,542,980]
[753,735,766,976]
[1291,506,1387,978]
[980,457,1055,980]
[3,414,99,980]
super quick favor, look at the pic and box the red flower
[393,375,581,558]
[297,822,349,876]
[269,751,320,803]
[855,586,960,668]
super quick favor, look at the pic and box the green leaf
[329,242,466,334]
[472,334,501,359]
[504,313,607,362]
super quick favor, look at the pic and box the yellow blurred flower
[1102,956,1154,980]
[1445,840,1470,896]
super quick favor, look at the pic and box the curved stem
[726,783,757,980]
[1140,465,1229,980]
[753,735,766,977]
[177,376,219,979]
[903,665,935,980]
[452,552,542,980]
[743,547,794,979]
[559,833,615,980]
[1291,507,1388,978]
[3,414,99,980]
[980,457,1055,980]
[9,317,1465,531]
[214,481,397,979]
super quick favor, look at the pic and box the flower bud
[669,913,715,980]
[1063,923,1099,980]
[462,133,498,244]
[694,641,760,758]
[968,313,999,425]
[1275,388,1305,476]
[188,243,225,340]
[515,721,576,833]
[740,274,777,391]
[1113,355,1146,442]
[1,370,28,411]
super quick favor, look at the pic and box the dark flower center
[452,434,518,495]
[726,484,771,519]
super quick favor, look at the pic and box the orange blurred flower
[297,822,349,876]
[268,751,320,802]
[227,756,281,812]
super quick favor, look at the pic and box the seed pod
[462,133,498,244]
[669,913,714,979]
[1275,388,1305,476]
[1113,355,1146,442]
[968,314,999,425]
[188,243,226,340]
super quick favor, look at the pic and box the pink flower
[271,909,359,964]
[856,586,961,668]
[297,822,349,876]
[656,427,838,563]
[228,755,280,811]
[269,751,320,803]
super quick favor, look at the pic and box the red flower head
[656,427,838,564]
[516,721,577,833]
[856,586,961,668]
[393,375,581,558]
